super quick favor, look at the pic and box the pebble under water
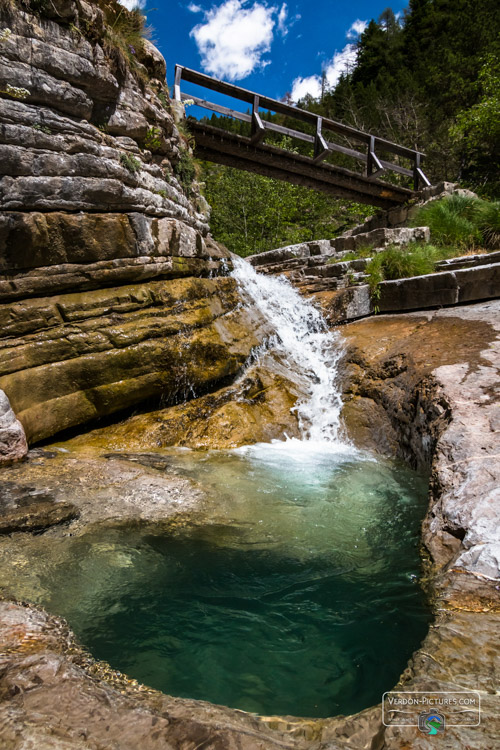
[38,444,431,718]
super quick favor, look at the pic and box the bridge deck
[191,123,415,209]
[174,66,432,209]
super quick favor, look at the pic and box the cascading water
[231,255,347,447]
[0,254,430,719]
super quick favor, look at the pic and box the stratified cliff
[0,0,267,452]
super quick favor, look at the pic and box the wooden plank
[262,120,314,144]
[181,93,252,122]
[193,140,411,208]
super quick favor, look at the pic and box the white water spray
[231,256,349,450]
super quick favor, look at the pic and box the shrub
[474,200,500,249]
[412,194,481,250]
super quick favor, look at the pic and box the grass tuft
[412,195,481,249]
[366,243,457,293]
[412,194,500,250]
[474,200,500,249]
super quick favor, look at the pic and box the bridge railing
[173,65,431,191]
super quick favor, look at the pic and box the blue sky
[120,1,408,102]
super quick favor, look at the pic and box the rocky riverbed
[0,299,498,749]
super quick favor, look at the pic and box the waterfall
[231,256,349,449]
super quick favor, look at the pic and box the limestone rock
[0,390,27,464]
[379,270,459,310]
[0,277,270,444]
[340,301,500,585]
[0,480,78,533]
[61,360,303,451]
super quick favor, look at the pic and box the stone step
[330,226,430,253]
[436,250,500,271]
[303,257,371,279]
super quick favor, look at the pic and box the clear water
[6,258,430,718]
[36,446,430,718]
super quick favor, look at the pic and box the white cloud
[290,17,364,102]
[346,19,368,39]
[291,43,357,102]
[278,3,288,35]
[190,1,277,80]
[118,0,146,10]
[188,3,203,12]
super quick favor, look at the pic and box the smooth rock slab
[0,480,78,533]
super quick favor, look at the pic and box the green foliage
[32,123,51,134]
[157,91,169,109]
[366,242,457,293]
[174,152,197,196]
[474,200,500,248]
[202,162,372,257]
[450,52,500,196]
[119,152,141,174]
[144,126,162,151]
[412,195,480,249]
[412,194,500,249]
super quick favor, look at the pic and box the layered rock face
[0,1,266,453]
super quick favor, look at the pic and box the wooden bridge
[173,66,432,210]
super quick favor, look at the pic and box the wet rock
[0,390,27,464]
[102,452,174,472]
[317,285,372,324]
[0,447,204,532]
[0,481,78,533]
[61,359,303,451]
[0,600,312,750]
[340,301,500,587]
[0,276,270,443]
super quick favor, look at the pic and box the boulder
[0,389,27,464]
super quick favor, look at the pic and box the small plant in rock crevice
[174,151,197,197]
[119,152,141,174]
[144,126,163,152]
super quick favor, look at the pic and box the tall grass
[412,194,500,250]
[366,243,457,292]
[474,200,500,249]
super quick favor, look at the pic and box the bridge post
[313,117,329,163]
[367,136,384,179]
[250,95,265,145]
[174,65,183,102]
[413,152,431,191]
